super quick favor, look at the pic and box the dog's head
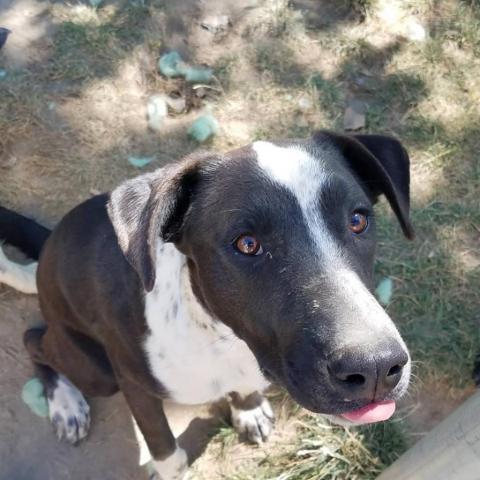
[108,131,414,424]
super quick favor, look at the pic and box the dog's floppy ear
[107,154,210,291]
[314,131,415,240]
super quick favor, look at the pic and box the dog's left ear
[314,131,415,240]
[108,153,213,291]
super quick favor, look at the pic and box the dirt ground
[1,0,479,479]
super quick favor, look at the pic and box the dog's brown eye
[235,234,263,255]
[349,212,368,234]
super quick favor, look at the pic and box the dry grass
[1,0,479,478]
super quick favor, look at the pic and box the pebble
[195,87,207,98]
[297,95,313,112]
[147,94,168,131]
[200,15,230,34]
[405,19,427,42]
[165,95,186,114]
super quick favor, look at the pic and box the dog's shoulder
[39,193,146,329]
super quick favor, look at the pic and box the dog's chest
[143,244,269,405]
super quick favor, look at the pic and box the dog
[0,131,414,479]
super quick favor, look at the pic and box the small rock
[297,95,313,113]
[0,69,7,80]
[200,15,230,34]
[90,188,101,196]
[405,19,426,42]
[195,87,207,98]
[165,95,186,114]
[147,95,168,131]
[343,99,366,131]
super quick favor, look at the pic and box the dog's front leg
[228,391,275,444]
[118,376,188,480]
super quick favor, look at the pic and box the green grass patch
[219,415,407,480]
[376,200,480,388]
[49,5,149,81]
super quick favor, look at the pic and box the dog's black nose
[328,343,408,400]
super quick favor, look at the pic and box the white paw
[231,398,275,444]
[149,447,188,480]
[48,375,90,444]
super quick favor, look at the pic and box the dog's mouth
[260,364,398,425]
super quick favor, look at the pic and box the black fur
[0,207,51,260]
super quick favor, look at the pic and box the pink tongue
[340,400,396,424]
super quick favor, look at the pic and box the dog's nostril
[344,373,366,386]
[387,364,402,377]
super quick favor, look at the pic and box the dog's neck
[147,242,219,332]
[142,242,269,404]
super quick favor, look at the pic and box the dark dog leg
[228,391,275,444]
[115,375,188,480]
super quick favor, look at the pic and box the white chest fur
[143,243,269,405]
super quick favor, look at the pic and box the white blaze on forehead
[253,141,325,194]
[252,141,340,257]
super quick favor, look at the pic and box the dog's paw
[231,398,275,444]
[149,447,188,480]
[48,374,90,444]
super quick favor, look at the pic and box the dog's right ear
[107,154,213,292]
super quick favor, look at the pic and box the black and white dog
[0,131,414,480]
